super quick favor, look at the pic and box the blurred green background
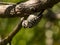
[0,0,60,45]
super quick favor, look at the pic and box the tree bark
[0,0,59,17]
[0,0,60,45]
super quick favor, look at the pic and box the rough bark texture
[0,0,60,17]
[0,0,60,45]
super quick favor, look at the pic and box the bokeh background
[0,0,60,45]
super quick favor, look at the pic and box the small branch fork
[0,0,60,45]
[0,17,24,45]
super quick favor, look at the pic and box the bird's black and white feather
[22,9,44,28]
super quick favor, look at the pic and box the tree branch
[0,0,60,45]
[0,0,60,17]
[0,17,24,45]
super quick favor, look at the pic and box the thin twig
[0,17,24,45]
[0,2,16,5]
